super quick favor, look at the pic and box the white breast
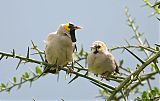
[87,52,116,75]
[45,32,73,66]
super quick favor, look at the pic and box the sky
[0,0,159,100]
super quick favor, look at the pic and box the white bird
[87,41,119,77]
[44,23,81,73]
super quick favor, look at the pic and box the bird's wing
[44,32,57,45]
[44,52,48,63]
[43,32,57,74]
[104,52,119,73]
[44,32,56,62]
[114,60,119,73]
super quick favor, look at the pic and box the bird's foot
[101,72,111,81]
[48,64,61,74]
[65,66,75,77]
[100,75,108,81]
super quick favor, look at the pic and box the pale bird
[87,41,119,77]
[44,23,81,73]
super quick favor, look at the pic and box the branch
[110,45,157,53]
[107,50,160,100]
[0,51,115,92]
[117,71,159,100]
[125,7,159,90]
[0,74,41,92]
[142,0,160,15]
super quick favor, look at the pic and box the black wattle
[93,49,98,54]
[70,29,76,42]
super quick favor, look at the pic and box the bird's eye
[69,23,74,29]
[97,46,101,48]
[68,25,71,28]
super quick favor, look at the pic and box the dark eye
[69,23,74,28]
[97,46,101,48]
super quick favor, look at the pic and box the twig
[0,74,41,92]
[0,51,115,91]
[31,40,45,62]
[107,51,160,101]
[110,45,157,53]
[117,71,159,100]
[125,7,155,90]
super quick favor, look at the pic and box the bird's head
[58,23,81,42]
[90,41,107,54]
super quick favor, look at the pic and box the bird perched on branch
[44,23,81,73]
[87,41,119,78]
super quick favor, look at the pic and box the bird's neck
[93,50,98,54]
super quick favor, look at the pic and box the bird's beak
[90,45,95,49]
[74,26,82,30]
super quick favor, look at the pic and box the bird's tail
[43,67,57,74]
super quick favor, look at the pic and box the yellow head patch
[99,43,103,48]
[92,41,107,52]
[63,23,70,31]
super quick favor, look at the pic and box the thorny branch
[0,50,115,92]
[125,7,160,91]
[107,50,160,100]
[0,41,159,100]
[0,6,159,101]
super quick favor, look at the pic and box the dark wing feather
[73,44,77,52]
[44,52,48,63]
[44,51,56,74]
[114,60,119,73]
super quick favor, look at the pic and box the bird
[44,23,81,73]
[87,41,119,78]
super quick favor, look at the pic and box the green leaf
[153,87,159,93]
[23,72,29,79]
[79,47,84,56]
[35,66,42,75]
[25,72,29,78]
[151,89,157,97]
[1,83,6,88]
[119,59,124,66]
[154,5,160,13]
[13,77,17,83]
[142,91,148,99]
[144,0,148,2]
